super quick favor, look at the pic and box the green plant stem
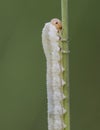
[61,0,70,130]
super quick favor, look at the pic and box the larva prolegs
[42,18,67,130]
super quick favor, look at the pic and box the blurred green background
[0,0,100,130]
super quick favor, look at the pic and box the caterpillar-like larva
[42,18,66,130]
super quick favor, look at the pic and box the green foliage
[61,0,70,130]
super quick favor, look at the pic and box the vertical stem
[61,0,70,130]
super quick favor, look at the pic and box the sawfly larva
[42,18,66,130]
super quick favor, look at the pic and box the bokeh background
[0,0,100,130]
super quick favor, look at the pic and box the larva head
[51,18,62,31]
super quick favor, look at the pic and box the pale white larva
[42,18,66,130]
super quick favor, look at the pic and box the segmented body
[42,19,66,130]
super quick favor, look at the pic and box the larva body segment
[42,19,66,130]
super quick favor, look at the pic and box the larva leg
[60,38,67,42]
[59,42,70,54]
[61,50,70,54]
[59,38,70,53]
[60,38,70,44]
